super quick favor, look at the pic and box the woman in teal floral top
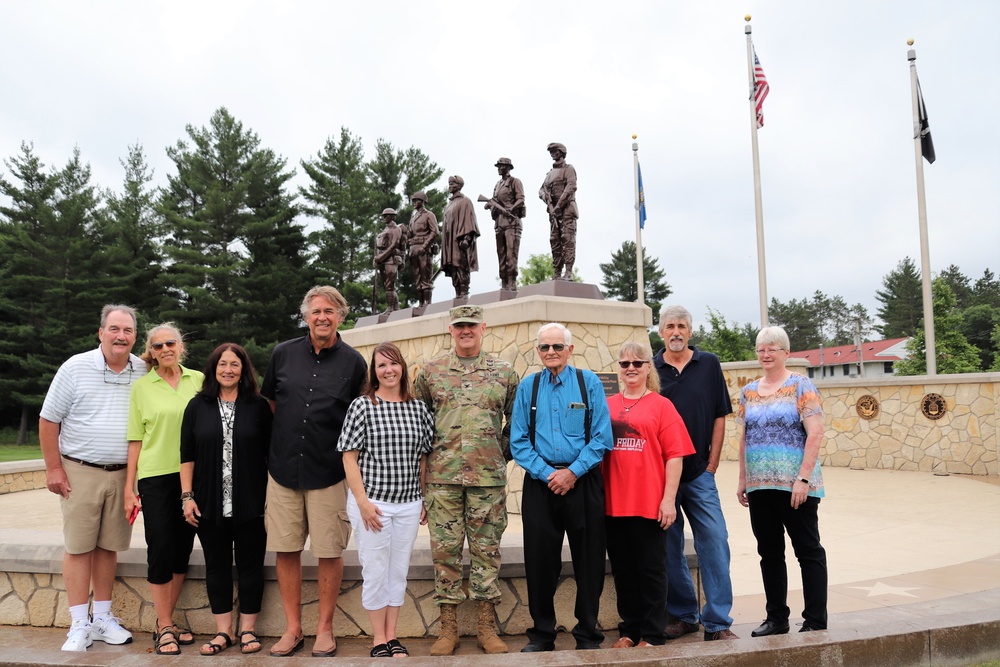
[737,326,827,636]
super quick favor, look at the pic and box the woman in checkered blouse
[338,342,434,658]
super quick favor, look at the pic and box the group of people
[39,290,828,657]
[373,142,578,312]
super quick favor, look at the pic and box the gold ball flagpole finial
[632,134,637,140]
[907,38,914,46]
[745,14,751,22]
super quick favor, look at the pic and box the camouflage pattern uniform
[414,344,519,605]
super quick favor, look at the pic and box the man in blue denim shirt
[653,305,737,641]
[510,323,613,652]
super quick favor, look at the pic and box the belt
[63,454,126,472]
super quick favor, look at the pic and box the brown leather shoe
[704,629,739,641]
[665,619,700,640]
[611,637,635,648]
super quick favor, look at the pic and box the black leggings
[197,516,267,615]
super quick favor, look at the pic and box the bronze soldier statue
[441,176,479,300]
[538,142,578,281]
[408,191,440,309]
[482,157,525,291]
[373,208,407,314]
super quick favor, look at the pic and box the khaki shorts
[265,475,351,558]
[61,456,132,554]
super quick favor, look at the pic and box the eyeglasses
[755,347,785,356]
[103,361,134,385]
[537,343,566,352]
[151,339,178,351]
[618,360,648,369]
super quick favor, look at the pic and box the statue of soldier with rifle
[478,157,524,291]
[372,207,407,315]
[538,142,578,281]
[408,191,440,309]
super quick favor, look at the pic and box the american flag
[753,45,770,128]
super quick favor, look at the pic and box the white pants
[346,493,423,611]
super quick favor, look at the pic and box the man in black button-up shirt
[261,286,366,657]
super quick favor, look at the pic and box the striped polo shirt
[40,348,147,465]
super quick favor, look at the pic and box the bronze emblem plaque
[921,393,947,420]
[855,394,880,420]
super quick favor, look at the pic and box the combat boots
[476,601,508,654]
[430,604,459,656]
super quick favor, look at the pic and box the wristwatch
[798,478,810,485]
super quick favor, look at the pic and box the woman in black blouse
[180,343,271,655]
[338,342,434,658]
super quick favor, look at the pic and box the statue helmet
[410,191,428,203]
[381,208,397,217]
[495,157,514,169]
[546,142,567,155]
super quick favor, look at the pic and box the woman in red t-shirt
[603,342,694,648]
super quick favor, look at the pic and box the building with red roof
[787,338,910,380]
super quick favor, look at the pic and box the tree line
[684,258,1000,375]
[0,107,445,439]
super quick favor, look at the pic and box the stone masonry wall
[0,570,632,639]
[0,462,46,495]
[719,362,999,476]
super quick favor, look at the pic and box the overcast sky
[2,0,997,331]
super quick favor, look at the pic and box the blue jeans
[665,470,734,632]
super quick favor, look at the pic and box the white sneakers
[61,621,93,652]
[61,615,133,651]
[90,614,133,645]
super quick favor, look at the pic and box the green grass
[0,443,42,462]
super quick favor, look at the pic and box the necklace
[621,389,648,412]
[218,397,236,432]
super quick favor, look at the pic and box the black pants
[606,516,668,645]
[522,470,605,645]
[197,516,267,615]
[747,490,828,629]
[138,473,195,585]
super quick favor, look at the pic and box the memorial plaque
[596,372,619,398]
[921,393,947,421]
[855,394,880,420]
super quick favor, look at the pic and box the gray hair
[140,322,186,369]
[756,326,790,351]
[100,304,137,330]
[300,285,349,320]
[537,322,572,346]
[658,305,692,332]
[618,342,660,393]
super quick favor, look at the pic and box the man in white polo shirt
[39,305,147,652]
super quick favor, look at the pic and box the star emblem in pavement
[848,581,921,598]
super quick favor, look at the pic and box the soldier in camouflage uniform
[413,305,519,656]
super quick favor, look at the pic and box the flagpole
[745,16,769,327]
[632,135,645,305]
[907,39,936,375]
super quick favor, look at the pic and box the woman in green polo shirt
[126,323,204,655]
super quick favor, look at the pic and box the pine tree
[160,107,307,368]
[894,278,981,375]
[98,144,169,323]
[0,144,107,440]
[876,257,923,338]
[599,241,671,324]
[300,128,379,322]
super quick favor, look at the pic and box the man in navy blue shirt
[653,305,737,641]
[510,323,613,652]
